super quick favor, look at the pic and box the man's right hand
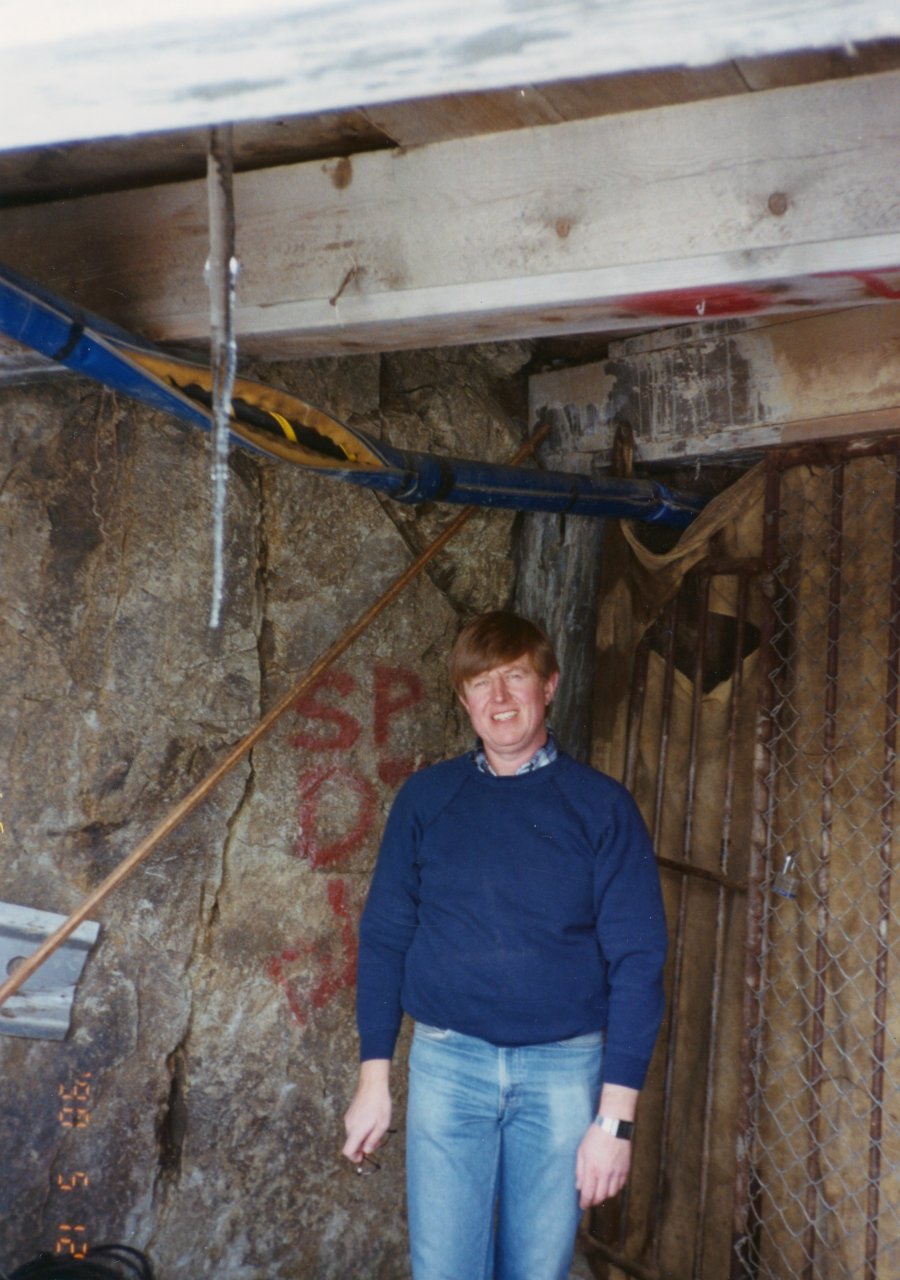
[342,1058,393,1165]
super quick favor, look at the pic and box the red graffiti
[847,272,900,301]
[290,663,425,868]
[294,764,378,868]
[290,670,360,750]
[620,284,772,319]
[814,268,900,301]
[266,878,358,1027]
[373,664,424,787]
[373,665,424,747]
[275,663,424,1027]
[377,757,417,788]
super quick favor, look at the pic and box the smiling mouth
[492,711,518,721]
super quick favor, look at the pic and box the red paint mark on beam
[620,284,772,319]
[844,272,900,301]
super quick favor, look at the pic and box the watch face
[597,1116,634,1139]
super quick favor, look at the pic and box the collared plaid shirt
[473,727,559,777]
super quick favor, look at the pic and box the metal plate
[0,901,99,1040]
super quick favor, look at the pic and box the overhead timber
[2,72,899,362]
[529,303,900,464]
[2,40,898,208]
[2,0,898,153]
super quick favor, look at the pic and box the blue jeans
[406,1023,604,1280]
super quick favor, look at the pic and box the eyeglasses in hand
[353,1128,398,1176]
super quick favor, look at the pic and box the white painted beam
[1,73,899,358]
[1,0,898,152]
[529,304,900,464]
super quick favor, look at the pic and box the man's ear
[544,671,560,704]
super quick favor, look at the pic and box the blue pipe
[0,263,705,529]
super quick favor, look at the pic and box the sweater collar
[472,727,559,777]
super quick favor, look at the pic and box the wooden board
[529,304,900,463]
[4,45,898,209]
[1,0,898,151]
[2,73,899,360]
[0,109,388,208]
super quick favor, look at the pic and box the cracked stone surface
[0,343,530,1278]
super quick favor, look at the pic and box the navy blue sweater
[357,751,667,1089]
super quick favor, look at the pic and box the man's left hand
[575,1122,632,1209]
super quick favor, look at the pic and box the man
[343,611,667,1280]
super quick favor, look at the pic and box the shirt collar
[472,727,559,777]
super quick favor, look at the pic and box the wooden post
[512,409,605,763]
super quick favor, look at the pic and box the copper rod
[0,424,550,1010]
[731,455,783,1277]
[655,855,746,895]
[802,462,844,1278]
[864,459,900,1278]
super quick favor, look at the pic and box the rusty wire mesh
[588,553,762,1280]
[737,447,900,1280]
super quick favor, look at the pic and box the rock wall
[0,342,529,1278]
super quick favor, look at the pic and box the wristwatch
[594,1115,635,1140]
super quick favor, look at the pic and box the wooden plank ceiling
[4,39,899,207]
[1,13,899,373]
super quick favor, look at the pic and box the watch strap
[594,1114,635,1140]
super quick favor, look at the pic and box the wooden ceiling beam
[529,304,900,464]
[1,72,899,359]
[2,0,897,152]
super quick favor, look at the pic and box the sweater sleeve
[356,778,422,1061]
[593,786,668,1090]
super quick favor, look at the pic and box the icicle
[205,125,239,630]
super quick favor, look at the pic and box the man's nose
[491,677,509,700]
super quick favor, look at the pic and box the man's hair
[450,611,559,694]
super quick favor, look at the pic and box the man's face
[459,654,559,776]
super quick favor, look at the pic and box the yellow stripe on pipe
[269,411,298,443]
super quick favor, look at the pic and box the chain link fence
[737,446,900,1279]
